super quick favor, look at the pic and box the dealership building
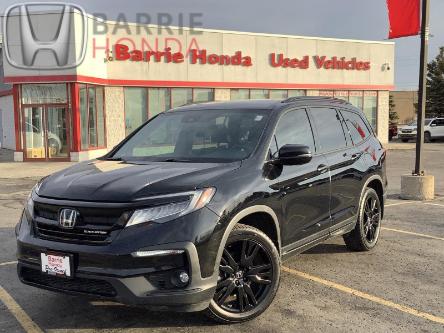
[0,7,394,162]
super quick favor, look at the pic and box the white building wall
[0,95,15,150]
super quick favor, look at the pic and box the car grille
[20,266,117,297]
[402,129,413,133]
[33,202,130,245]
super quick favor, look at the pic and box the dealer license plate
[41,253,72,277]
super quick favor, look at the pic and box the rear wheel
[207,224,280,323]
[343,188,382,251]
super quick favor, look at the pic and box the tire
[401,138,409,143]
[424,132,431,143]
[343,188,382,251]
[206,224,280,323]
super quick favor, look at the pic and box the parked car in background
[398,118,444,142]
[25,122,62,154]
[388,123,398,141]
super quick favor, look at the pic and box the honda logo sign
[3,2,88,69]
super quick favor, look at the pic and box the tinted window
[435,119,444,126]
[341,110,371,145]
[271,109,315,157]
[310,108,347,152]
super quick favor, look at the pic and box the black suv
[16,97,386,323]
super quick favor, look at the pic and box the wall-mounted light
[382,63,391,71]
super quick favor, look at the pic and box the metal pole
[414,0,430,175]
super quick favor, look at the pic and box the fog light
[171,270,190,287]
[179,271,189,284]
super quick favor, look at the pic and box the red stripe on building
[4,75,395,91]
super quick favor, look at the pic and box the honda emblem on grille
[59,208,79,229]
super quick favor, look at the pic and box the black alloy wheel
[207,224,280,323]
[344,187,382,251]
[362,194,381,243]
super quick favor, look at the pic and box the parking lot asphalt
[0,143,443,333]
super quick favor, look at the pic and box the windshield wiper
[161,158,192,162]
[105,157,125,161]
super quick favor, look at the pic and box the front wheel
[343,188,382,251]
[424,132,432,143]
[207,224,280,323]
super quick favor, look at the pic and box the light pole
[401,0,435,201]
[414,0,430,175]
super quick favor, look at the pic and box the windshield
[111,109,270,162]
[407,119,432,126]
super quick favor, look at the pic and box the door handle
[317,164,328,173]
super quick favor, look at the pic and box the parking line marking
[90,301,126,306]
[424,202,444,208]
[382,227,444,241]
[385,201,413,207]
[0,261,17,267]
[0,285,44,333]
[281,266,444,325]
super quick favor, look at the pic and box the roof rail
[281,96,351,105]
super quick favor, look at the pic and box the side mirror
[430,123,436,127]
[277,144,312,165]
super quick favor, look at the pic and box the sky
[1,0,443,90]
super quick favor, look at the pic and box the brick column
[377,91,389,144]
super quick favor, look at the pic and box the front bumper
[16,207,220,312]
[398,133,417,139]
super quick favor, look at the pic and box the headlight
[126,187,216,227]
[24,191,34,221]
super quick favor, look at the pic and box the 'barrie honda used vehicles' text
[16,97,386,323]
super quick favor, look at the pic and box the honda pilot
[16,97,386,323]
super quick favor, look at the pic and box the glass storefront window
[96,87,105,147]
[149,88,171,118]
[349,91,363,109]
[363,92,377,130]
[230,89,250,100]
[80,84,106,149]
[22,84,67,104]
[334,91,349,101]
[250,89,269,99]
[124,88,148,136]
[171,88,192,108]
[79,85,88,149]
[319,90,334,97]
[269,90,288,100]
[287,90,305,97]
[193,88,214,103]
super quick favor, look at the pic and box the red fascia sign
[113,44,370,70]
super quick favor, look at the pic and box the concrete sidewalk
[0,149,75,179]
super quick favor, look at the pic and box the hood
[37,159,241,202]
[400,125,417,131]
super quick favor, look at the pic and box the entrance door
[23,106,70,160]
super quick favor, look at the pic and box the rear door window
[340,110,371,145]
[309,108,348,153]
